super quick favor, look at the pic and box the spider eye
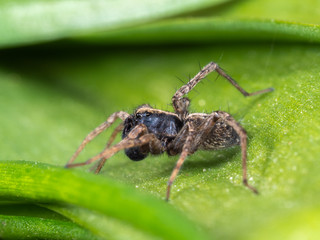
[136,111,151,118]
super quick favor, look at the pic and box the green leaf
[0,0,228,48]
[45,204,160,240]
[3,0,320,48]
[77,18,320,45]
[1,0,320,239]
[0,214,99,240]
[0,161,208,240]
[217,0,320,24]
[1,42,320,239]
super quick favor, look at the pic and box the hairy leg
[66,124,162,168]
[166,115,220,200]
[167,114,218,155]
[215,111,258,194]
[106,123,125,148]
[172,62,273,118]
[166,126,196,201]
[94,123,124,174]
[66,111,130,167]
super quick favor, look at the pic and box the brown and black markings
[65,62,273,200]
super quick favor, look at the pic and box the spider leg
[166,124,189,156]
[66,124,161,169]
[166,116,219,200]
[168,114,218,156]
[66,111,130,167]
[172,62,273,118]
[190,114,219,145]
[166,125,196,201]
[93,123,124,174]
[215,111,258,194]
[106,122,125,148]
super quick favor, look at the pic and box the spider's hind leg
[172,62,273,118]
[215,111,258,194]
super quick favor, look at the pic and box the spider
[65,62,273,200]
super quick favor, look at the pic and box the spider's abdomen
[122,107,183,161]
[201,121,240,150]
[184,113,240,152]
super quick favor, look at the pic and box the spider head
[122,105,183,161]
[133,107,183,137]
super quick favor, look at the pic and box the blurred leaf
[0,0,229,48]
[78,18,320,45]
[219,0,320,24]
[0,161,208,240]
[0,203,68,220]
[0,214,98,240]
[46,204,160,240]
[2,0,320,48]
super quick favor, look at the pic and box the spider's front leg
[93,122,125,174]
[65,111,129,168]
[66,124,162,169]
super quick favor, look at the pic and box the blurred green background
[0,0,320,239]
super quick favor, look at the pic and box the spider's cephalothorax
[65,62,273,200]
[122,105,183,161]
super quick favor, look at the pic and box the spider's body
[122,106,240,161]
[65,62,273,200]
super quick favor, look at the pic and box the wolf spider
[65,62,273,200]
